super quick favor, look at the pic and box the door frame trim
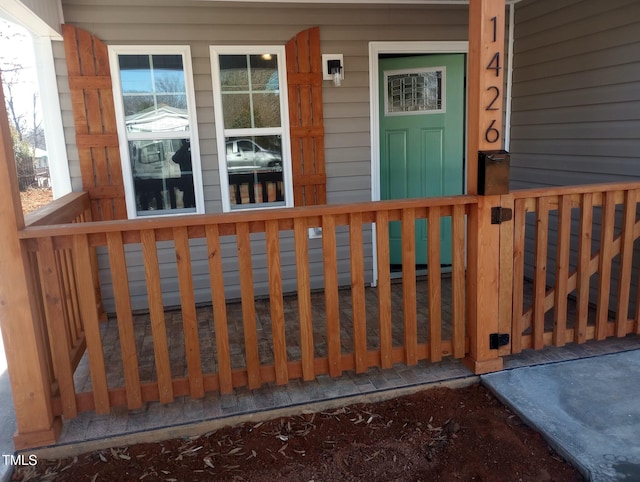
[369,41,469,203]
[368,41,468,286]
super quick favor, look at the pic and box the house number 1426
[485,15,502,144]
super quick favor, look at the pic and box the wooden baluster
[596,191,616,340]
[350,212,367,373]
[236,222,262,388]
[498,196,514,356]
[322,214,342,377]
[617,189,637,337]
[73,234,110,414]
[533,197,549,350]
[57,250,77,343]
[106,231,143,409]
[265,220,289,385]
[576,193,593,344]
[174,226,204,398]
[402,208,418,366]
[62,250,82,341]
[37,238,78,419]
[140,229,174,404]
[511,199,526,353]
[553,195,571,347]
[293,218,315,381]
[427,206,442,362]
[205,224,233,393]
[451,204,466,359]
[375,211,392,369]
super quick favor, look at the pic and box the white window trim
[108,44,204,218]
[210,45,294,212]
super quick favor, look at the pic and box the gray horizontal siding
[510,0,640,316]
[97,228,369,311]
[510,0,640,189]
[57,0,470,312]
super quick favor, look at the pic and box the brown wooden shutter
[285,27,327,206]
[63,24,127,221]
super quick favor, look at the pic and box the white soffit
[0,0,62,39]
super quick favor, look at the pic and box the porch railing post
[463,0,507,373]
[0,72,61,448]
[464,196,504,374]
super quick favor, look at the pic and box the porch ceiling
[0,0,62,39]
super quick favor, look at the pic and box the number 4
[487,52,501,76]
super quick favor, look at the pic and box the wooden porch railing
[22,192,97,419]
[19,195,475,417]
[16,181,640,427]
[500,182,640,354]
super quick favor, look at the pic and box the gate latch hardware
[489,333,510,350]
[491,207,512,225]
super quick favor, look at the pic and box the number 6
[485,120,500,143]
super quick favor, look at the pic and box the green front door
[379,54,465,266]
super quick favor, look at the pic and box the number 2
[486,86,500,111]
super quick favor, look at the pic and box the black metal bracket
[491,206,512,224]
[489,333,510,350]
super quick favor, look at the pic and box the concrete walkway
[484,347,640,482]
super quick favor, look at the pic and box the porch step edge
[23,375,479,461]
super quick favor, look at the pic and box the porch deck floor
[3,278,640,463]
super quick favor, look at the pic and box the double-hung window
[109,46,202,217]
[210,46,293,212]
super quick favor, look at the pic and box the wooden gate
[498,183,640,355]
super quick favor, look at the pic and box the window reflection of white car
[131,140,181,180]
[226,139,282,172]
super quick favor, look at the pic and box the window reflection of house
[125,104,189,133]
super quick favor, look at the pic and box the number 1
[490,16,497,43]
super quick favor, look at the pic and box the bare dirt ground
[12,384,584,481]
[20,187,53,214]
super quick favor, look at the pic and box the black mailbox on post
[478,150,510,195]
